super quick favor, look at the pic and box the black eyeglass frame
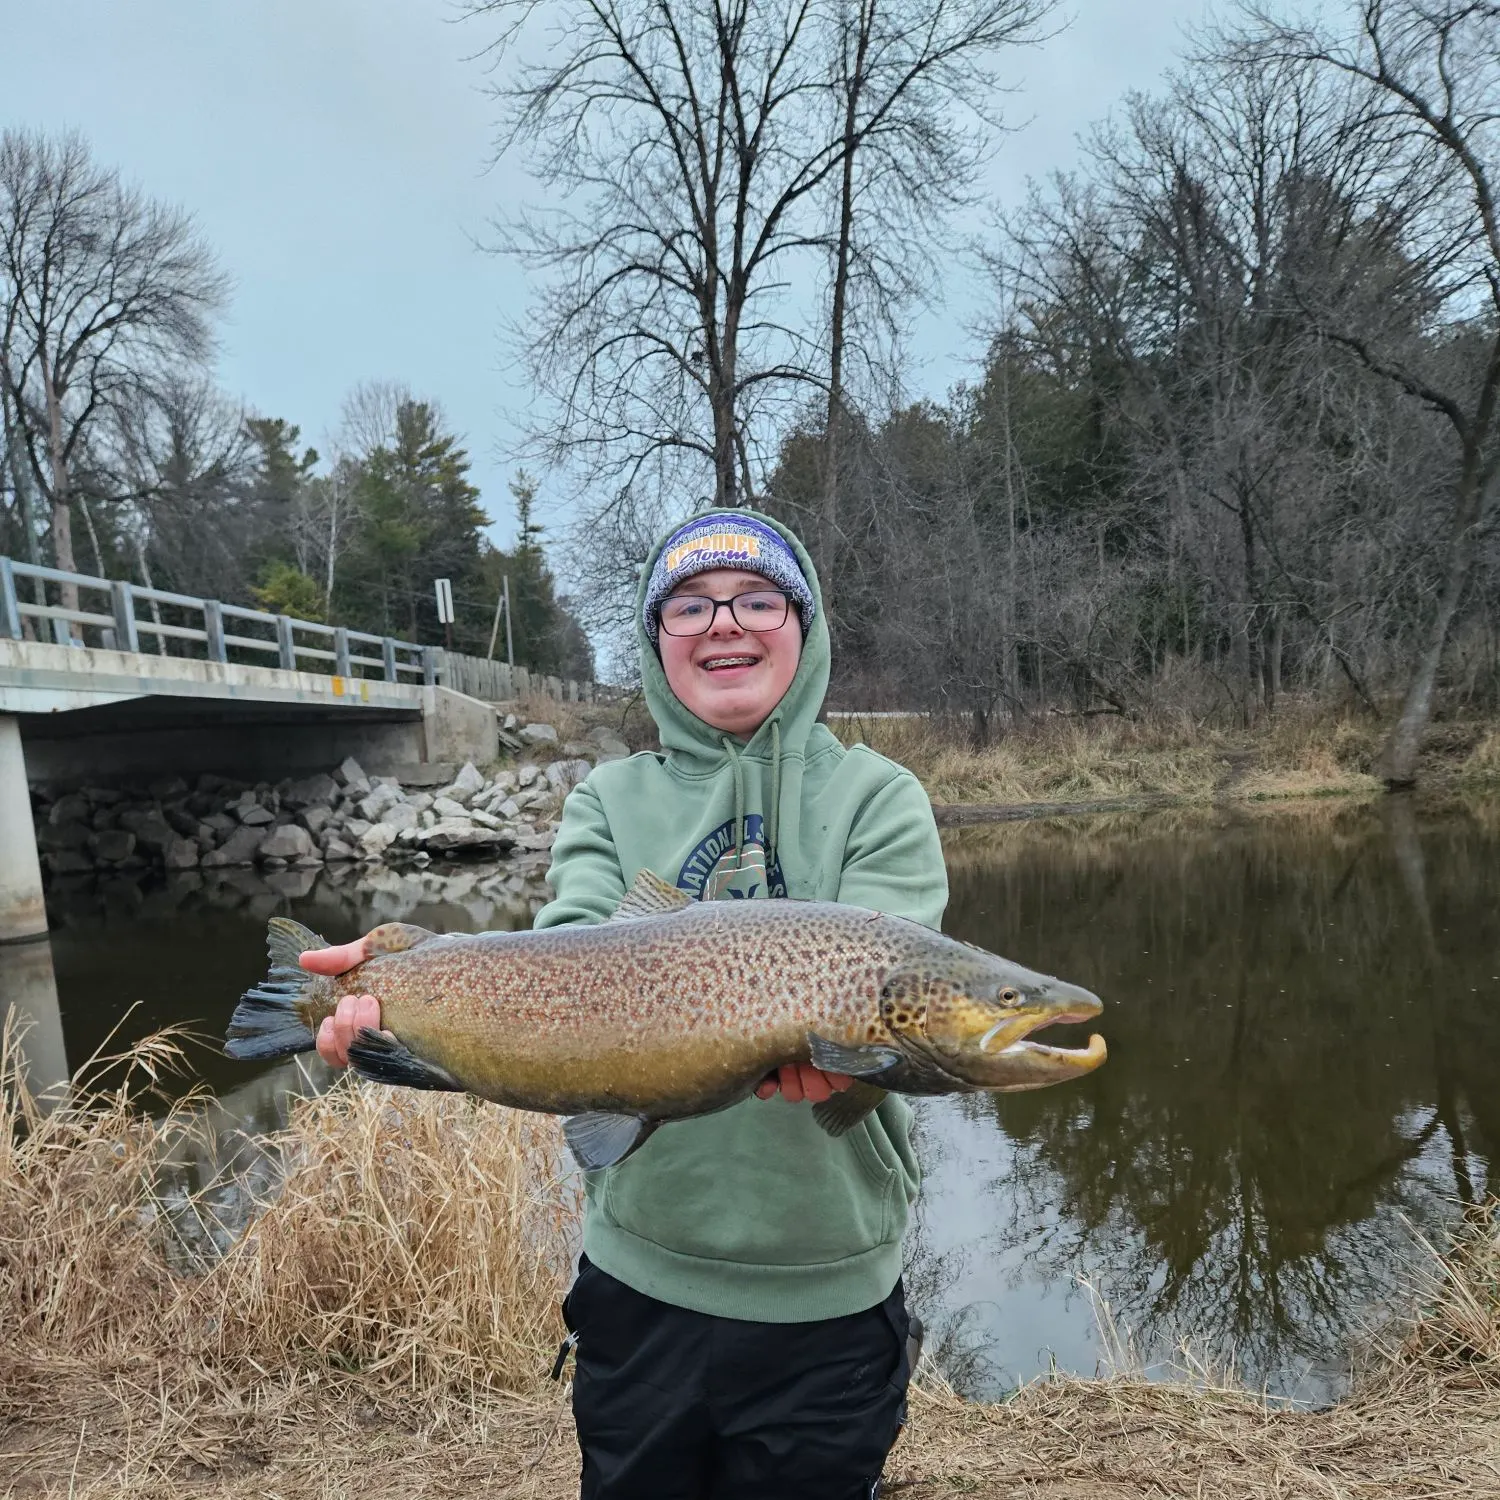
[656,588,795,637]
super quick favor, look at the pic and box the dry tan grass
[832,706,1418,808]
[2,1030,1498,1498]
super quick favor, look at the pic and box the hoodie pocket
[598,1102,901,1266]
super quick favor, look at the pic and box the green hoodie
[533,510,947,1323]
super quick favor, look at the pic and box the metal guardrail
[0,556,437,686]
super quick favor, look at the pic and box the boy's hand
[755,1065,854,1105]
[299,937,386,1069]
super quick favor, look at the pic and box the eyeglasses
[657,589,793,637]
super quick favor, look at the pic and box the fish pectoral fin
[345,1028,463,1091]
[811,1081,888,1137]
[609,869,693,921]
[364,922,441,956]
[563,1112,658,1170]
[806,1033,903,1077]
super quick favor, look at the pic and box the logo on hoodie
[676,814,786,901]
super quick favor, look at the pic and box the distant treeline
[0,131,591,681]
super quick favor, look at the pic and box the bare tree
[0,129,228,619]
[1237,1,1500,784]
[465,0,851,520]
[816,0,1054,591]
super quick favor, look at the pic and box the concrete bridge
[0,556,501,943]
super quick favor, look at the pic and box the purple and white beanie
[642,514,816,643]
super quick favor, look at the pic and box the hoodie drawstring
[721,736,747,872]
[767,719,782,869]
[719,721,783,878]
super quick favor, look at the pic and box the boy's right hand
[299,935,383,1069]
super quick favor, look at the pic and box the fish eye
[999,987,1020,1004]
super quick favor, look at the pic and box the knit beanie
[642,513,816,644]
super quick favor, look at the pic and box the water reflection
[921,799,1500,1400]
[0,936,68,1101]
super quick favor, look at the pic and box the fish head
[879,940,1107,1092]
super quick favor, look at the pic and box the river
[4,794,1496,1405]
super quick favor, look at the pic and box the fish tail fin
[224,917,334,1060]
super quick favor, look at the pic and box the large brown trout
[225,869,1106,1168]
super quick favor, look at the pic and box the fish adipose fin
[563,1112,659,1170]
[345,1028,463,1091]
[610,870,693,921]
[223,917,331,1060]
[811,1081,889,1137]
[807,1033,903,1077]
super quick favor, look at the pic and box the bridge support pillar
[0,714,46,942]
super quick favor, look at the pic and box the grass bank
[3,1034,1497,1498]
[828,706,1500,811]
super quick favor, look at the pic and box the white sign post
[434,577,455,624]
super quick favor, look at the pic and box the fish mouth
[979,987,1103,1055]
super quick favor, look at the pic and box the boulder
[594,735,631,762]
[201,826,268,868]
[164,837,200,871]
[148,775,189,801]
[133,818,178,855]
[324,838,357,862]
[343,817,373,841]
[491,769,519,794]
[204,812,237,837]
[280,773,339,809]
[359,824,398,858]
[46,850,95,874]
[163,805,200,838]
[300,806,332,837]
[452,761,486,798]
[421,820,515,855]
[37,821,94,853]
[503,713,519,731]
[259,824,316,861]
[548,760,586,789]
[90,830,136,863]
[432,796,470,821]
[48,793,91,825]
[563,741,598,760]
[406,792,434,814]
[357,783,403,821]
[380,803,420,833]
[335,756,368,787]
[496,797,521,820]
[468,807,503,830]
[517,763,541,788]
[238,803,275,828]
[519,722,559,745]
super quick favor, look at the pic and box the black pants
[560,1256,911,1500]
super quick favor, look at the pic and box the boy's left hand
[755,1065,854,1104]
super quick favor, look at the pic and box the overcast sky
[1,0,1214,547]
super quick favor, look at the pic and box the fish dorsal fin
[610,869,693,921]
[365,922,440,956]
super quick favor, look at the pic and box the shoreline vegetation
[2,1033,1497,1498]
[585,693,1500,816]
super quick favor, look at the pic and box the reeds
[3,1027,1497,1497]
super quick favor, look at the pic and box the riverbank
[2,1039,1496,1498]
[827,705,1500,809]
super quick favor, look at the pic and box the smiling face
[657,567,803,737]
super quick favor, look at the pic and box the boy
[305,510,949,1498]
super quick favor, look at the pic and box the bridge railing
[0,556,436,686]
